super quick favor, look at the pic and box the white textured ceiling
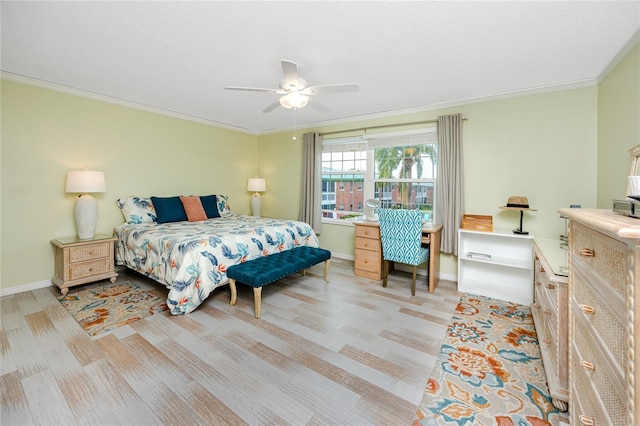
[2,1,639,134]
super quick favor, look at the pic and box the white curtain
[299,132,323,234]
[436,114,464,255]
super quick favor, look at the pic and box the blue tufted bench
[227,246,331,318]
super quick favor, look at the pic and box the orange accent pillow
[180,196,207,222]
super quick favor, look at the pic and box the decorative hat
[499,196,537,211]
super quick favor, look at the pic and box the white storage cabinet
[458,229,534,305]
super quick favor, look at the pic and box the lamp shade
[279,92,309,110]
[66,171,106,193]
[247,178,266,192]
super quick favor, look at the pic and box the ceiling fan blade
[307,98,330,113]
[302,83,359,95]
[280,60,301,89]
[262,101,281,113]
[225,86,284,93]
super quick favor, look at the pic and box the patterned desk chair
[377,208,430,296]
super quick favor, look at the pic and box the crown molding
[1,71,259,135]
[597,28,640,84]
[263,78,598,136]
[3,70,597,137]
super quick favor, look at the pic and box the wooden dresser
[532,239,569,411]
[354,221,383,280]
[559,208,639,426]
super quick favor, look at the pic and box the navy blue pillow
[200,195,221,218]
[151,196,188,224]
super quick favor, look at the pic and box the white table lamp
[247,177,266,217]
[66,170,106,239]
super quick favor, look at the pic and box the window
[321,141,366,220]
[321,129,438,223]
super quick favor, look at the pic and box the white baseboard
[329,251,458,282]
[330,251,354,261]
[1,279,52,297]
[0,254,457,298]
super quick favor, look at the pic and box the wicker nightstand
[51,234,118,295]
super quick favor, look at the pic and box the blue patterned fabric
[378,208,430,265]
[114,214,320,314]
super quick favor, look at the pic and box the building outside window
[321,129,437,223]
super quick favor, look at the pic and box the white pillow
[216,195,231,217]
[116,196,157,224]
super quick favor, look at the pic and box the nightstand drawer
[69,242,111,263]
[68,259,111,280]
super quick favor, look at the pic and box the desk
[354,221,442,293]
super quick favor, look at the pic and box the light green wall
[258,87,598,277]
[2,40,637,289]
[1,79,257,289]
[597,42,640,206]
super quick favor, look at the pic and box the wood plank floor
[1,259,461,425]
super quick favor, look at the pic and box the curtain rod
[319,116,468,137]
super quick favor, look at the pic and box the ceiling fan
[224,59,359,113]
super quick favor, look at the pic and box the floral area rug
[414,293,560,425]
[58,281,168,337]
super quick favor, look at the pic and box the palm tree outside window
[321,129,437,223]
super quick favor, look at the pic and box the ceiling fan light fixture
[279,92,309,110]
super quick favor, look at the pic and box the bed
[113,195,320,315]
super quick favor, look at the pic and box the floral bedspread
[114,214,320,315]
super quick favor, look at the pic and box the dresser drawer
[570,349,609,426]
[571,222,627,299]
[541,314,557,362]
[69,241,111,263]
[572,269,627,369]
[354,248,381,273]
[355,237,381,253]
[532,279,545,316]
[571,320,626,425]
[355,225,380,240]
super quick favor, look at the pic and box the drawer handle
[88,268,94,272]
[89,250,95,255]
[578,415,594,426]
[543,338,551,345]
[579,304,595,315]
[579,248,595,258]
[539,266,545,273]
[534,281,541,287]
[580,360,595,371]
[546,283,555,290]
[533,304,540,310]
[543,309,551,316]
